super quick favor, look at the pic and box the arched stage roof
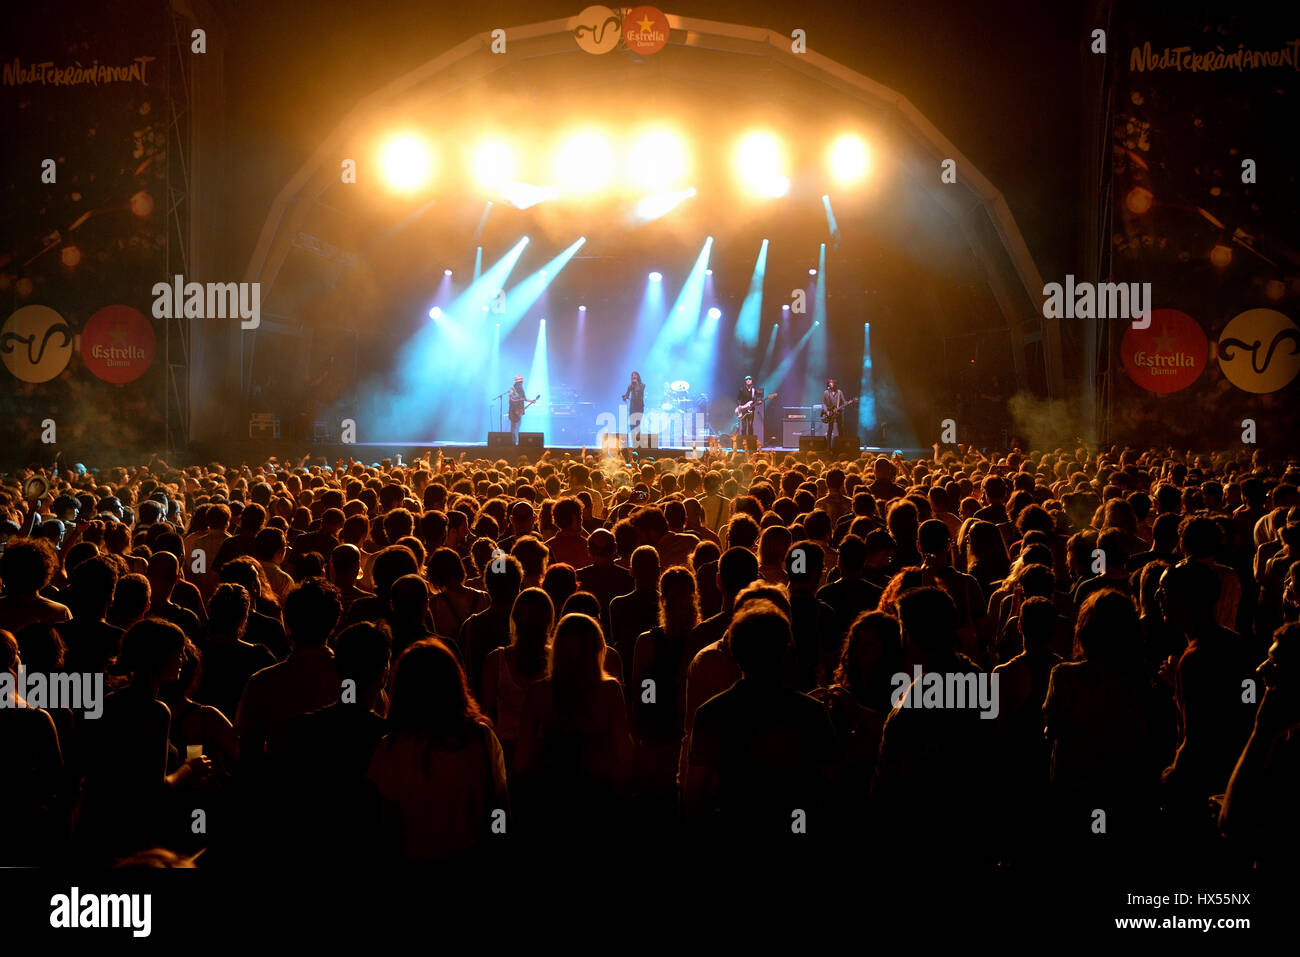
[233,13,1063,442]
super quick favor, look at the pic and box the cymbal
[670,380,690,392]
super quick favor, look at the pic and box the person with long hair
[427,547,488,640]
[366,638,508,861]
[631,567,700,813]
[1043,589,1174,850]
[516,613,631,842]
[963,519,1012,601]
[623,371,645,447]
[811,610,902,824]
[482,588,554,775]
[78,618,212,862]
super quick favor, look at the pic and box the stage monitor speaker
[486,432,544,451]
[799,436,829,453]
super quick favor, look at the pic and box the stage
[184,439,928,468]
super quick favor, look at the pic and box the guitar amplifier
[783,420,816,448]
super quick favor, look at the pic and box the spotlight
[379,133,433,193]
[429,306,442,319]
[734,130,789,198]
[61,246,81,268]
[541,269,548,277]
[705,269,713,276]
[472,139,516,191]
[627,128,690,191]
[129,191,154,217]
[809,268,818,276]
[707,307,721,319]
[1210,244,1232,268]
[782,304,790,311]
[1125,187,1154,215]
[444,269,452,277]
[554,130,615,194]
[1266,280,1285,301]
[540,318,547,325]
[828,134,869,186]
[578,305,587,312]
[649,272,662,282]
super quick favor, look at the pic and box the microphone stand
[493,391,508,433]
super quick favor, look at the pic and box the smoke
[1006,391,1093,452]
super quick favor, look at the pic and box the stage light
[628,128,689,191]
[782,304,790,311]
[735,131,789,198]
[429,306,442,319]
[444,269,453,277]
[472,139,515,191]
[649,271,662,282]
[61,246,81,268]
[129,191,154,217]
[707,307,721,320]
[1266,280,1285,301]
[1210,244,1232,268]
[828,134,869,186]
[554,130,615,194]
[633,187,696,222]
[541,270,548,277]
[809,268,817,276]
[380,133,433,193]
[705,269,713,276]
[504,182,559,210]
[579,305,587,311]
[1125,187,1154,215]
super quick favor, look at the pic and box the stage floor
[195,439,927,466]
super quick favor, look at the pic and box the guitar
[820,396,859,423]
[508,394,541,423]
[734,391,778,426]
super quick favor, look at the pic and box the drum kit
[660,379,709,415]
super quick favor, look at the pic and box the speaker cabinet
[799,436,827,452]
[783,420,814,448]
[486,431,544,451]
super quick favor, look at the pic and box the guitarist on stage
[736,375,761,441]
[822,377,847,450]
[508,375,527,445]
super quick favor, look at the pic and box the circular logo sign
[623,6,670,55]
[570,5,622,55]
[0,304,73,383]
[1120,308,1207,394]
[80,305,156,383]
[1215,308,1300,394]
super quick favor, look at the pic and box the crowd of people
[0,443,1296,880]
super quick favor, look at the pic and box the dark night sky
[212,0,1094,281]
